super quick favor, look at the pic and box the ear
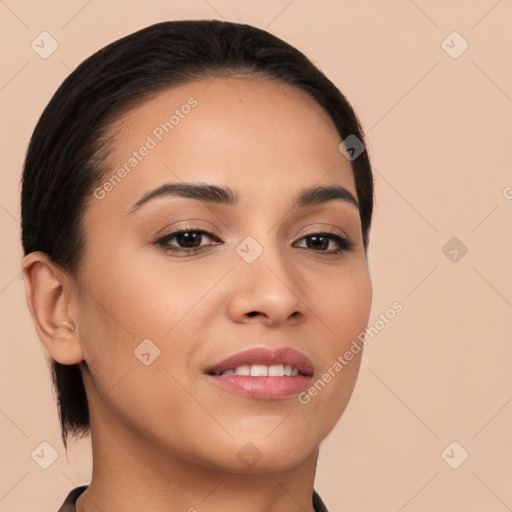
[21,252,84,365]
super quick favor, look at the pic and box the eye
[294,230,354,254]
[155,226,354,256]
[155,226,222,254]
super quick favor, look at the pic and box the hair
[21,19,374,450]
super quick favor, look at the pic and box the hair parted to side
[21,19,374,451]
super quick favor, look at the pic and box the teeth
[234,365,251,376]
[268,364,284,376]
[220,364,299,377]
[250,364,268,376]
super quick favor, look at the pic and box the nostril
[247,311,259,317]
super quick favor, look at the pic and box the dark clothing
[57,486,87,512]
[57,485,329,511]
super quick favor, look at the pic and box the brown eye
[295,232,354,253]
[156,227,221,254]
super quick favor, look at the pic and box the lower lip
[206,374,312,400]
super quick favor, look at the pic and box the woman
[21,20,374,512]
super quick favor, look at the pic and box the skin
[22,77,372,511]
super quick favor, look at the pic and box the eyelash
[155,225,354,256]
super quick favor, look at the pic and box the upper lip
[205,347,314,376]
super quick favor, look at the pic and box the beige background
[1,1,511,511]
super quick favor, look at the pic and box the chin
[233,432,321,473]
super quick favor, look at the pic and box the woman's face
[75,77,372,472]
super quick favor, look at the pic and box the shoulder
[57,485,88,512]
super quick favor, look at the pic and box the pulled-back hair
[21,19,374,450]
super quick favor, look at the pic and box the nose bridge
[236,229,293,281]
[228,229,304,323]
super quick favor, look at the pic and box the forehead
[92,77,356,213]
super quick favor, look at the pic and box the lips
[204,347,314,400]
[205,347,314,377]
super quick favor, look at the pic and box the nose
[227,242,305,327]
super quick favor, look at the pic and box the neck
[75,411,319,512]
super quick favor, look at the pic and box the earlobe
[21,252,84,365]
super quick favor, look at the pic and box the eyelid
[156,222,350,243]
[295,221,347,234]
[155,221,221,240]
[155,224,221,246]
[294,223,351,243]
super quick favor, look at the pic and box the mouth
[204,347,314,400]
[211,364,303,377]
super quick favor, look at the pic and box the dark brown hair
[21,19,374,450]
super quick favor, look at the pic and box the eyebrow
[129,182,359,214]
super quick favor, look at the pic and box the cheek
[320,262,373,349]
[76,252,225,401]
[80,251,217,336]
[76,261,221,455]
[299,261,372,422]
